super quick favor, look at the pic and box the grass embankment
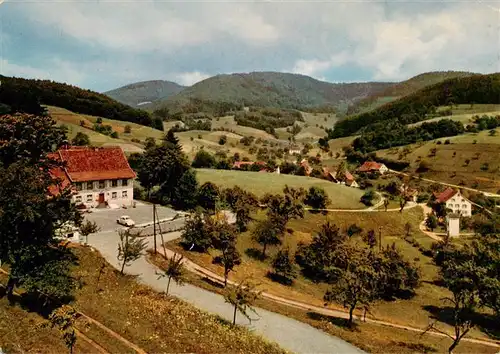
[196,168,366,209]
[0,247,285,354]
[377,132,500,192]
[165,207,499,351]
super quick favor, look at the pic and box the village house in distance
[357,161,389,174]
[434,187,472,217]
[49,146,136,209]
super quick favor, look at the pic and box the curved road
[87,230,366,354]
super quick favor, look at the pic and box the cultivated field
[196,168,366,209]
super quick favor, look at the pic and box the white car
[117,215,135,227]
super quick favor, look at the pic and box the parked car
[117,215,135,227]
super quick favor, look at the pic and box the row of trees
[0,75,161,129]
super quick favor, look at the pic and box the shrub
[304,186,330,209]
[360,190,376,206]
[192,150,216,168]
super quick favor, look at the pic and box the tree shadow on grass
[1,289,72,319]
[201,276,225,289]
[423,305,500,340]
[306,311,360,331]
[245,248,266,261]
[392,341,438,353]
[265,271,293,286]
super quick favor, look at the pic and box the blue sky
[1,0,499,92]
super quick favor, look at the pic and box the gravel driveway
[87,230,366,354]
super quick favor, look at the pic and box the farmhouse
[322,167,359,188]
[434,188,472,217]
[358,161,389,174]
[288,145,301,155]
[49,146,136,209]
[400,184,419,202]
[299,159,313,176]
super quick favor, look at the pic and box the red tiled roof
[344,170,355,181]
[233,161,266,169]
[54,147,136,182]
[435,188,458,203]
[48,166,73,196]
[358,161,383,172]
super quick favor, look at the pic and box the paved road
[87,230,366,354]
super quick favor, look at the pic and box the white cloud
[0,59,85,85]
[174,71,211,86]
[292,59,331,78]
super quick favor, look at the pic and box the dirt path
[157,244,500,349]
[0,268,146,354]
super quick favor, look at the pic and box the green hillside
[104,80,185,107]
[330,73,500,138]
[0,75,161,129]
[151,72,394,114]
[346,71,476,115]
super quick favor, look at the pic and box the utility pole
[153,203,157,254]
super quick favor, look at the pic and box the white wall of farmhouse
[444,191,472,217]
[72,178,134,208]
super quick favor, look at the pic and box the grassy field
[0,246,285,354]
[409,109,500,128]
[377,131,500,192]
[166,207,498,351]
[196,168,366,209]
[211,116,277,140]
[275,112,338,142]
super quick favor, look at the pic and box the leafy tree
[197,182,220,213]
[404,222,412,238]
[324,242,379,326]
[117,228,147,275]
[223,186,258,232]
[124,125,131,134]
[44,305,82,354]
[180,210,212,252]
[360,190,376,206]
[192,149,217,168]
[425,213,438,231]
[80,220,100,245]
[224,279,261,325]
[305,186,330,209]
[383,198,390,211]
[0,114,82,300]
[71,132,90,146]
[218,243,241,287]
[219,135,227,145]
[96,117,103,124]
[170,169,199,210]
[157,253,186,295]
[252,219,282,258]
[295,222,347,282]
[265,186,305,234]
[271,248,297,285]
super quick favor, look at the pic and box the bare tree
[117,228,146,275]
[224,279,261,325]
[157,253,186,295]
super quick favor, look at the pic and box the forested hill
[346,71,476,115]
[329,73,500,139]
[104,80,186,107]
[0,76,163,130]
[151,72,394,114]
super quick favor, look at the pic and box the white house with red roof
[49,146,136,208]
[434,188,472,217]
[358,161,389,174]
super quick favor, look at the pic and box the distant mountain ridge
[104,80,185,107]
[148,72,395,113]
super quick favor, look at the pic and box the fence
[134,216,187,237]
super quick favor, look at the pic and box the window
[455,204,460,208]
[112,192,117,199]
[122,191,128,198]
[75,183,82,191]
[87,181,93,190]
[462,204,467,209]
[87,194,93,202]
[451,198,455,202]
[98,180,105,189]
[75,196,82,203]
[111,180,118,187]
[121,179,129,186]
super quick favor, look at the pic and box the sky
[1,0,500,92]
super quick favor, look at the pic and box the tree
[404,222,412,238]
[218,243,241,287]
[363,230,377,249]
[110,131,119,139]
[271,248,297,285]
[305,186,330,209]
[117,228,147,275]
[124,125,131,134]
[180,210,212,252]
[383,198,390,211]
[252,219,281,258]
[0,114,82,300]
[197,182,220,213]
[45,305,82,354]
[223,186,258,232]
[324,242,379,326]
[96,117,103,124]
[346,224,363,237]
[219,135,227,145]
[170,169,199,210]
[265,186,305,234]
[79,220,100,245]
[192,149,216,168]
[71,132,90,146]
[224,279,261,325]
[360,190,376,206]
[157,253,186,295]
[426,213,438,231]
